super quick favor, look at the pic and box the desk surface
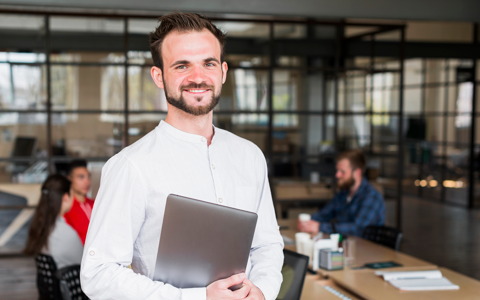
[278,219,480,299]
[279,219,435,271]
[328,267,480,300]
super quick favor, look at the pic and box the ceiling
[0,0,479,22]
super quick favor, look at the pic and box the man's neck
[164,106,214,145]
[349,177,363,198]
[75,192,86,203]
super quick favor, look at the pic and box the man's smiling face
[159,29,227,116]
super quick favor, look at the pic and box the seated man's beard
[164,83,221,116]
[338,176,355,190]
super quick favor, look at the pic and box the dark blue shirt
[311,178,385,237]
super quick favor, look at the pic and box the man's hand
[297,219,320,235]
[242,279,265,300]
[206,273,251,300]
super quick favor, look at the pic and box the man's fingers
[232,282,251,299]
[218,273,246,289]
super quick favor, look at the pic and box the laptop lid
[153,194,258,289]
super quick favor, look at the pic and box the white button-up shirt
[81,120,284,300]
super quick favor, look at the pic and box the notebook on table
[375,270,460,291]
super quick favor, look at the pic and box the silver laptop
[153,194,258,289]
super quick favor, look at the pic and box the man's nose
[187,65,206,84]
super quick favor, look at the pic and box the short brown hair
[337,149,366,172]
[149,12,226,71]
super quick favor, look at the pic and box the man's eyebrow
[170,60,190,68]
[204,57,220,64]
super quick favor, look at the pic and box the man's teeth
[187,90,207,93]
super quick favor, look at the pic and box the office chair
[277,249,309,300]
[57,265,89,300]
[35,254,63,300]
[362,225,403,251]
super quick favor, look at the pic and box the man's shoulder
[215,127,263,156]
[362,180,384,201]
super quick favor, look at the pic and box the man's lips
[183,89,211,94]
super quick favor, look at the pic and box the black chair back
[35,254,63,300]
[56,265,89,300]
[276,249,309,300]
[362,225,403,251]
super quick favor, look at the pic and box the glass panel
[276,56,305,67]
[405,21,473,43]
[51,113,124,157]
[274,24,307,39]
[128,18,159,34]
[221,69,268,111]
[0,64,46,110]
[213,22,269,38]
[404,59,423,86]
[51,66,124,110]
[403,88,422,113]
[0,112,47,183]
[372,116,398,153]
[214,113,268,152]
[273,70,302,112]
[50,16,124,54]
[128,66,167,111]
[424,86,446,113]
[225,55,269,67]
[50,16,123,33]
[425,59,446,84]
[446,116,470,145]
[128,51,153,65]
[0,52,45,63]
[338,115,370,150]
[128,113,165,145]
[51,52,124,63]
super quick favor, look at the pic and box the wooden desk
[279,219,434,271]
[279,218,480,299]
[300,275,361,300]
[328,267,480,300]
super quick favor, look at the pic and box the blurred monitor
[12,137,36,157]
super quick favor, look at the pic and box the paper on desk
[389,277,459,291]
[375,270,442,281]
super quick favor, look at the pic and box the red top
[64,196,94,245]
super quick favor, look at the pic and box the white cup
[295,232,311,254]
[298,213,311,222]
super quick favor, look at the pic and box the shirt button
[211,164,215,169]
[201,137,206,142]
[218,198,223,203]
[89,250,95,256]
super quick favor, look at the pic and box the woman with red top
[64,160,94,244]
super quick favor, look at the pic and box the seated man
[64,159,94,244]
[299,150,385,237]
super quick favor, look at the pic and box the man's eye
[205,63,215,67]
[176,65,186,69]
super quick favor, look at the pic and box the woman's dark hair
[24,174,71,256]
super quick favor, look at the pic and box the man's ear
[221,61,228,84]
[151,66,165,89]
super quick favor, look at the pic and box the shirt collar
[158,120,215,144]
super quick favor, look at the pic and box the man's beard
[164,82,221,116]
[338,175,355,190]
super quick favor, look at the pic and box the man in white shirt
[80,12,284,300]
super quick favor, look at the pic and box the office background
[0,0,479,279]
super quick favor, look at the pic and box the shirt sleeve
[80,154,206,300]
[248,152,284,300]
[320,190,384,236]
[311,193,340,223]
